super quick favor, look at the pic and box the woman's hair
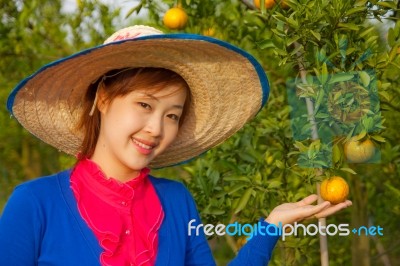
[76,67,191,159]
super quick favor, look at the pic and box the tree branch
[294,41,329,266]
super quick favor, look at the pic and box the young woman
[0,25,351,265]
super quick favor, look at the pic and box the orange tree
[1,0,399,265]
[129,0,400,265]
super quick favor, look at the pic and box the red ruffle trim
[70,158,164,266]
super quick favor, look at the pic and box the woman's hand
[265,194,352,226]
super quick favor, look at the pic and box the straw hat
[7,25,269,168]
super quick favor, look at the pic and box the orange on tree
[320,176,349,204]
[163,7,188,30]
[202,28,215,37]
[254,0,276,9]
[344,137,375,163]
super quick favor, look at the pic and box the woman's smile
[131,137,158,155]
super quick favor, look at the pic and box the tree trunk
[351,173,370,266]
[21,137,42,179]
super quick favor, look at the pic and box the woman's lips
[131,138,157,155]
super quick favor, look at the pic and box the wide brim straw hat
[7,25,269,168]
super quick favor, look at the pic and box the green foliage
[0,0,121,208]
[0,0,69,209]
[148,0,400,264]
[1,0,400,264]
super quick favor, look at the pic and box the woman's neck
[88,156,141,183]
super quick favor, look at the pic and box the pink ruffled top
[70,158,164,266]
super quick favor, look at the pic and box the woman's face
[91,85,187,181]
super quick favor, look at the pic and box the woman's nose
[145,115,163,137]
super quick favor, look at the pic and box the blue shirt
[0,170,279,265]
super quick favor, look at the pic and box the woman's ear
[96,88,108,114]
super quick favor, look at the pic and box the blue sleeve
[0,185,42,265]
[228,219,280,266]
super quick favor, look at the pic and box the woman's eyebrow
[142,93,184,109]
[141,93,159,102]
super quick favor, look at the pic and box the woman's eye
[139,102,151,109]
[168,114,180,121]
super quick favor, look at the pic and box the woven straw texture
[11,36,265,168]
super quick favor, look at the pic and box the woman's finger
[295,194,318,207]
[314,200,352,218]
[297,201,331,220]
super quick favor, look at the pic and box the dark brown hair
[76,67,191,159]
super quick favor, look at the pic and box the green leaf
[359,71,370,87]
[355,0,368,6]
[227,184,247,195]
[365,35,379,45]
[286,17,299,29]
[344,6,367,16]
[320,62,328,84]
[287,36,301,46]
[385,183,400,197]
[310,30,321,41]
[270,28,284,37]
[370,135,386,143]
[290,43,303,56]
[346,126,356,140]
[272,13,287,23]
[203,208,225,215]
[314,160,329,167]
[328,73,354,84]
[234,188,253,214]
[257,39,276,49]
[362,117,374,132]
[315,112,330,118]
[314,89,325,112]
[274,48,288,56]
[378,91,391,101]
[268,181,282,189]
[340,167,357,175]
[224,176,251,182]
[239,153,256,163]
[125,3,143,18]
[376,1,397,8]
[387,28,395,46]
[332,143,342,164]
[353,130,367,141]
[359,26,376,38]
[338,23,360,31]
[389,61,400,70]
[294,141,309,152]
[388,44,399,62]
[275,160,285,169]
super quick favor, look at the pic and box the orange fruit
[163,7,188,30]
[320,176,349,204]
[344,138,375,163]
[202,28,215,37]
[254,0,276,9]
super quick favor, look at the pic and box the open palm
[265,194,352,226]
